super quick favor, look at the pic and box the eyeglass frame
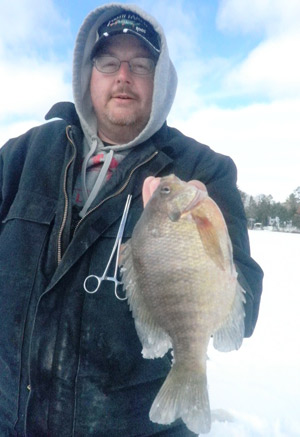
[92,55,157,76]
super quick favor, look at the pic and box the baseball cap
[91,11,161,59]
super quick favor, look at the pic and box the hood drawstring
[79,149,114,218]
[81,137,98,202]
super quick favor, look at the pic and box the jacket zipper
[57,126,77,264]
[24,127,77,434]
[73,150,159,236]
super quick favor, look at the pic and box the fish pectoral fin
[192,211,226,270]
[213,282,246,352]
[120,241,172,359]
[150,364,211,434]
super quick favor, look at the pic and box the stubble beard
[106,110,139,127]
[104,103,150,135]
[95,97,152,142]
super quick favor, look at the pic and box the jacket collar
[45,102,81,127]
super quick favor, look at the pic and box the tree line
[239,186,300,230]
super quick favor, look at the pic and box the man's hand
[142,176,207,207]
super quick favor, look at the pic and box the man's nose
[116,61,132,82]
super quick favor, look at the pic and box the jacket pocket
[0,190,56,426]
[2,190,56,225]
[1,190,56,273]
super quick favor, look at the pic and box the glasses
[92,55,156,76]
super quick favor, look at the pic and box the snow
[206,230,300,436]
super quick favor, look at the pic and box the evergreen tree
[242,186,300,230]
[293,186,300,201]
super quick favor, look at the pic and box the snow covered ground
[206,230,300,437]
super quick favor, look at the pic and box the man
[0,4,263,436]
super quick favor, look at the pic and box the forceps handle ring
[84,275,101,294]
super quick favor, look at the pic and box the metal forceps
[83,194,132,300]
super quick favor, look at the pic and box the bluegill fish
[121,174,245,434]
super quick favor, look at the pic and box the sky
[0,0,300,202]
[206,230,300,437]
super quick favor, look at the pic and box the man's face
[90,34,155,143]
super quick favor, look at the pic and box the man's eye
[131,58,153,74]
[102,60,117,68]
[137,62,148,69]
[134,65,148,73]
[95,56,119,72]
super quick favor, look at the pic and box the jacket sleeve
[0,139,22,222]
[0,151,2,208]
[196,153,263,338]
[0,145,7,221]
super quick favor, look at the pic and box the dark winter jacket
[0,102,263,436]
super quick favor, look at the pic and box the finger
[142,176,161,207]
[187,179,207,192]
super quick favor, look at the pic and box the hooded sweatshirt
[72,3,178,217]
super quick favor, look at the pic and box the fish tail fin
[149,364,211,434]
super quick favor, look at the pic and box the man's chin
[107,112,138,127]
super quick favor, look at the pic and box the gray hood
[73,3,178,152]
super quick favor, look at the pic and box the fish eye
[160,186,171,195]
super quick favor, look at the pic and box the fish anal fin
[213,282,246,352]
